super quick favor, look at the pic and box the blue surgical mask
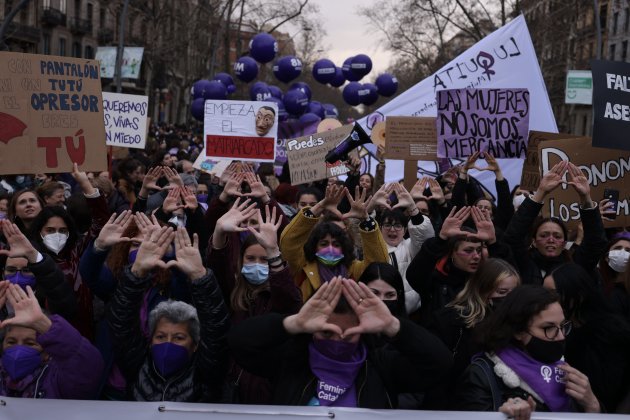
[2,345,42,381]
[5,272,36,291]
[315,246,344,266]
[241,263,269,285]
[196,194,208,204]
[151,342,190,378]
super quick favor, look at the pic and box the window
[59,37,66,56]
[59,0,67,14]
[72,41,81,57]
[614,12,619,34]
[99,7,105,28]
[43,0,50,9]
[87,3,93,23]
[610,43,617,60]
[601,4,608,29]
[626,8,630,32]
[74,0,81,17]
[84,45,93,59]
[43,34,51,55]
[623,41,628,62]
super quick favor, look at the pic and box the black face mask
[383,300,401,317]
[525,336,565,364]
[489,296,505,309]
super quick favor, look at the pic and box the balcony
[98,27,114,44]
[71,17,93,35]
[41,7,67,26]
[0,21,41,43]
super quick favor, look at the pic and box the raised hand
[162,166,184,188]
[166,227,206,280]
[533,160,568,202]
[243,173,269,201]
[282,277,344,336]
[439,206,472,240]
[130,225,175,278]
[311,184,346,218]
[469,205,496,244]
[343,186,370,220]
[478,152,504,180]
[162,187,184,214]
[219,172,244,202]
[216,198,258,234]
[0,281,9,310]
[366,183,393,213]
[94,210,133,250]
[346,156,361,175]
[140,166,163,194]
[0,220,39,262]
[427,178,446,204]
[247,205,282,256]
[566,162,591,203]
[341,280,400,338]
[134,212,161,238]
[72,162,96,195]
[461,151,481,175]
[180,186,198,211]
[599,199,616,221]
[410,178,428,200]
[392,183,416,213]
[0,284,52,333]
[559,364,600,413]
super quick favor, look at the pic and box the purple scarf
[307,341,366,407]
[496,347,572,412]
[317,262,349,284]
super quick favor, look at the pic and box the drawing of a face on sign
[255,106,276,137]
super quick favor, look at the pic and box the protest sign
[565,70,592,104]
[103,92,148,149]
[538,136,630,228]
[519,131,581,191]
[204,100,278,162]
[385,116,437,160]
[286,124,354,185]
[0,52,107,174]
[95,47,144,79]
[591,60,630,151]
[192,153,231,177]
[436,88,530,159]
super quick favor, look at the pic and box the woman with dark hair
[454,285,601,417]
[7,189,44,233]
[280,184,389,301]
[544,263,630,412]
[502,161,608,286]
[114,158,144,208]
[208,204,301,403]
[598,232,630,321]
[358,262,406,317]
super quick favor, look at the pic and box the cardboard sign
[204,100,278,162]
[192,153,230,177]
[591,60,630,151]
[286,124,354,185]
[539,136,630,228]
[0,52,107,174]
[385,116,437,160]
[103,92,148,149]
[519,131,581,191]
[436,88,530,159]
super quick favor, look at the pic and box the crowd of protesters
[0,123,629,419]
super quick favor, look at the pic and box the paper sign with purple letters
[436,88,530,159]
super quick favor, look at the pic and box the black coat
[228,313,453,408]
[107,266,230,402]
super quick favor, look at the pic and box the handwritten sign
[204,100,278,162]
[385,116,437,160]
[103,92,148,149]
[192,153,230,177]
[436,88,530,159]
[286,124,354,185]
[591,60,630,151]
[0,51,107,175]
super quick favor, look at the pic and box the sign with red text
[0,51,107,174]
[204,100,278,162]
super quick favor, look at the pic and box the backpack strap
[472,356,503,411]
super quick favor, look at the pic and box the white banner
[0,397,621,420]
[103,92,149,149]
[360,15,557,197]
[95,47,144,79]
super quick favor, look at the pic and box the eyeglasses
[539,320,572,340]
[4,267,35,278]
[382,223,404,231]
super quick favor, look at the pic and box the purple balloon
[329,67,346,88]
[312,58,336,84]
[263,97,288,122]
[273,55,302,83]
[351,54,373,77]
[361,83,379,106]
[322,103,339,118]
[227,84,237,94]
[299,112,322,125]
[343,82,362,106]
[191,97,205,121]
[283,89,309,115]
[249,33,278,63]
[234,56,258,82]
[342,57,361,82]
[213,72,234,88]
[289,82,311,101]
[203,80,228,100]
[191,79,212,99]
[306,101,325,119]
[375,73,398,97]
[250,81,271,101]
[268,85,283,99]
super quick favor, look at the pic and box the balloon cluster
[190,32,398,121]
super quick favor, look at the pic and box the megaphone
[325,123,372,163]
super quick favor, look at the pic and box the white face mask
[513,194,526,210]
[608,249,630,273]
[41,232,69,254]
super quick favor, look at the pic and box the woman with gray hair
[107,222,229,402]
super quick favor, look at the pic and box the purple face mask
[128,249,139,264]
[5,272,36,291]
[2,345,42,381]
[151,342,190,377]
[312,338,359,361]
[239,231,252,243]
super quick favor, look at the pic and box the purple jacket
[0,315,104,399]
